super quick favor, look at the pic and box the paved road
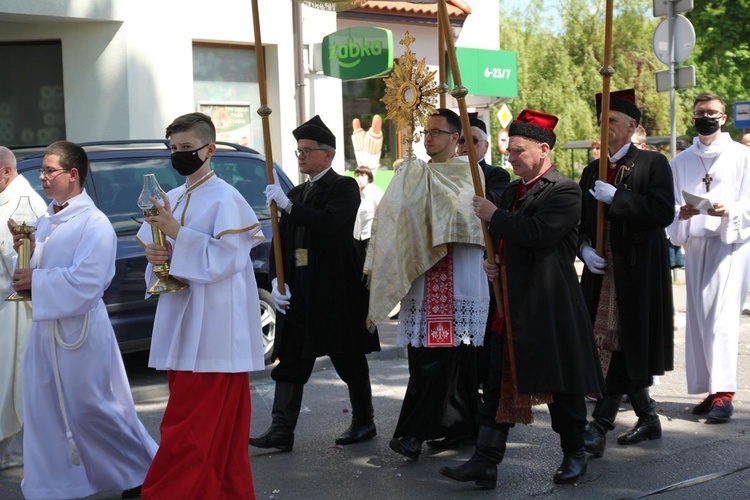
[3,278,750,499]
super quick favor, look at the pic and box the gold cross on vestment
[703,173,712,192]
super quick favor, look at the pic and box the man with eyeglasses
[0,146,45,471]
[252,115,380,452]
[9,141,157,499]
[578,89,674,459]
[668,92,750,424]
[364,108,489,461]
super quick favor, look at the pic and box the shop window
[0,41,65,146]
[192,43,262,151]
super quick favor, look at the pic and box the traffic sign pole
[669,1,676,157]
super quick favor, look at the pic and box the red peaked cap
[596,88,641,125]
[508,109,558,149]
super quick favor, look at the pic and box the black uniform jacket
[489,168,604,395]
[578,145,675,379]
[271,169,380,359]
[480,159,511,206]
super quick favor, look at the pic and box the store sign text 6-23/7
[484,67,512,79]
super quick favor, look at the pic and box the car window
[90,158,180,233]
[19,168,46,202]
[212,156,273,219]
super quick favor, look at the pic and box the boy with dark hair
[138,112,265,498]
[11,140,157,499]
[138,113,264,499]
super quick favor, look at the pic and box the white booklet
[682,190,713,214]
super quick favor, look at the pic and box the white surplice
[397,243,489,347]
[0,175,46,469]
[21,190,157,500]
[136,173,266,373]
[668,133,750,394]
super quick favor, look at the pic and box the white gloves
[271,278,291,314]
[265,172,291,211]
[581,245,607,275]
[589,180,617,205]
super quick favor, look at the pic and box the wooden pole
[438,20,446,108]
[436,0,503,317]
[251,0,286,295]
[596,0,615,256]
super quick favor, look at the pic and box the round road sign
[652,14,695,65]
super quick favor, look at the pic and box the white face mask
[355,176,369,188]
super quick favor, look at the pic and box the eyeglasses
[39,167,70,179]
[294,148,326,158]
[457,136,485,145]
[420,129,453,138]
[692,110,724,119]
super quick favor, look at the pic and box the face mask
[171,143,209,176]
[694,117,721,136]
[355,176,369,188]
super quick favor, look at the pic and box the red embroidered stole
[425,243,454,347]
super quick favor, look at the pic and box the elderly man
[457,115,510,205]
[253,115,380,452]
[578,89,674,458]
[441,109,603,489]
[0,146,46,470]
[668,92,750,423]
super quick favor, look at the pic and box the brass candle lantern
[6,196,38,301]
[138,174,188,294]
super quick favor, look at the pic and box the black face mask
[694,117,722,136]
[171,143,209,176]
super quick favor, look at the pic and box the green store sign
[449,47,518,98]
[322,27,393,81]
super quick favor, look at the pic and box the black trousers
[603,351,653,396]
[480,330,587,450]
[271,266,370,386]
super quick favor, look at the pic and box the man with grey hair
[0,146,45,470]
[578,89,674,459]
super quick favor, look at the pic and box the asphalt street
[3,273,750,499]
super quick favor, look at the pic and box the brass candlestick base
[7,224,34,302]
[143,208,188,295]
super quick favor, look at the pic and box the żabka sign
[322,27,393,81]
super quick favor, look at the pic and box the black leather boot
[249,382,304,452]
[440,426,508,489]
[617,388,661,445]
[336,379,377,445]
[554,431,587,484]
[584,395,620,458]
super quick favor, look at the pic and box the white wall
[0,0,322,183]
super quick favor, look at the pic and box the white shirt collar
[308,167,332,184]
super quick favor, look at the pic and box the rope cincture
[49,311,90,466]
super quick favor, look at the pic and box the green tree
[686,0,750,137]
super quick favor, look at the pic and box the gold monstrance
[381,31,439,161]
[138,174,188,294]
[6,196,37,301]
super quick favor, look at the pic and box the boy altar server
[137,112,265,499]
[10,141,157,500]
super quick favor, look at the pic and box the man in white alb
[668,92,750,423]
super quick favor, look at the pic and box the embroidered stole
[425,243,454,347]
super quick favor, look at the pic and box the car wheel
[258,288,276,365]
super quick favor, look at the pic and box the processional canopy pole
[251,0,286,295]
[596,0,616,256]
[434,0,504,317]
